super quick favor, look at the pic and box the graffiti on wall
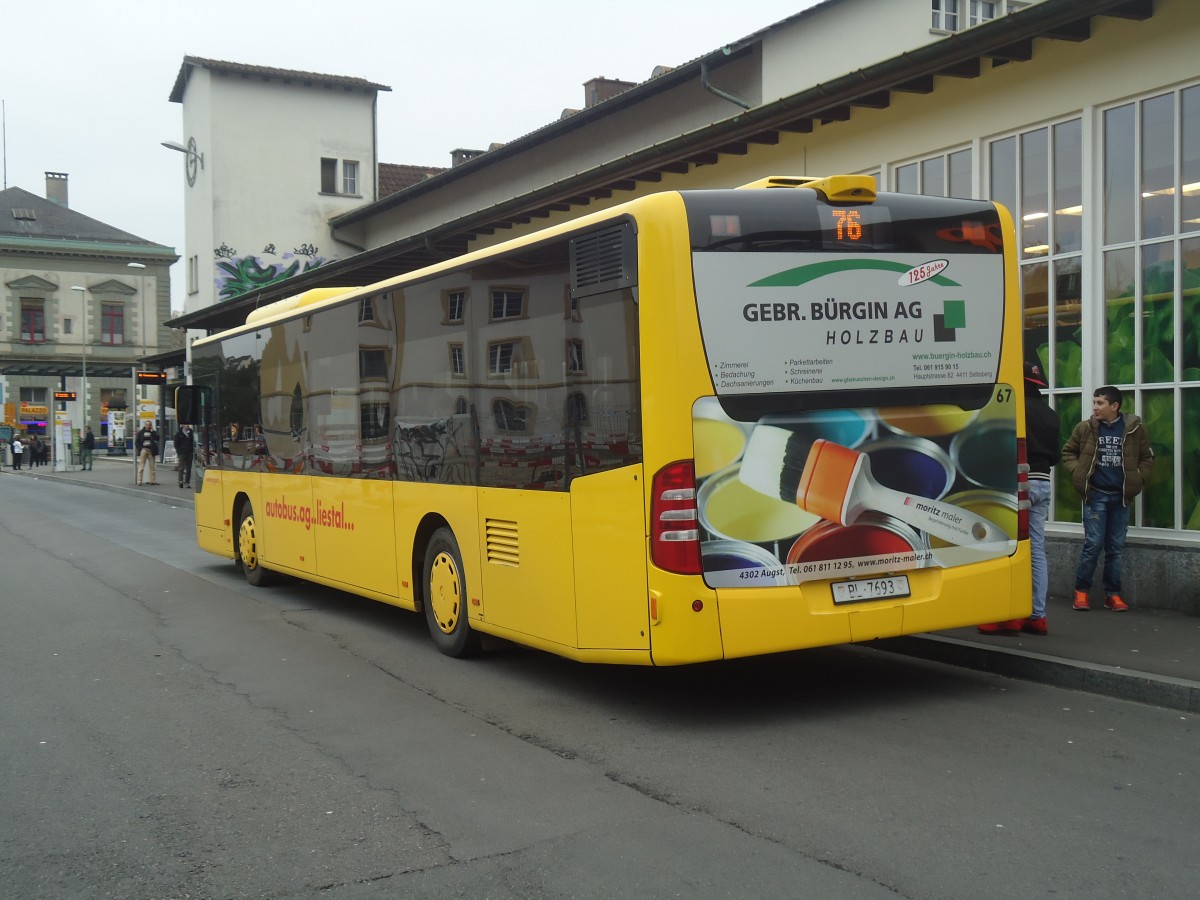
[214,242,336,301]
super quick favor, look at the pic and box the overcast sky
[2,0,821,311]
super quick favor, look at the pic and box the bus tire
[422,527,481,658]
[236,501,274,587]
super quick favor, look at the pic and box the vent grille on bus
[569,222,635,299]
[485,518,520,566]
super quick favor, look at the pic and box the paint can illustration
[698,464,820,544]
[950,419,1018,492]
[786,513,929,567]
[927,490,1018,549]
[759,408,874,450]
[860,436,955,501]
[877,404,978,438]
[693,397,752,478]
[702,540,790,587]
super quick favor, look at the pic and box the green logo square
[942,300,966,330]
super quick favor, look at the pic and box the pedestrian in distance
[978,359,1061,637]
[175,423,195,488]
[28,435,42,468]
[135,421,160,485]
[1061,385,1154,612]
[11,435,23,470]
[81,425,95,471]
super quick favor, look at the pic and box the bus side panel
[256,474,317,576]
[477,487,577,649]
[195,470,233,559]
[312,477,398,597]
[572,466,649,651]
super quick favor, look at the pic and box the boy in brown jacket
[1061,386,1154,611]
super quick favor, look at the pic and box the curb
[872,633,1200,713]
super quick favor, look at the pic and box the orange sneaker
[1072,590,1090,611]
[1105,594,1129,611]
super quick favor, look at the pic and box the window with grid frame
[449,343,466,377]
[566,339,585,374]
[492,398,531,433]
[486,338,536,377]
[359,347,388,381]
[894,148,972,197]
[101,303,124,345]
[443,288,466,324]
[21,301,45,342]
[489,287,526,321]
[358,296,376,324]
[342,160,359,195]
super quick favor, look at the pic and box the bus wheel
[236,502,273,587]
[422,527,481,658]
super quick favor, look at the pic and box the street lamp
[127,262,147,355]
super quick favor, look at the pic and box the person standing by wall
[175,423,195,488]
[135,421,160,485]
[81,425,95,471]
[1061,385,1154,611]
[977,359,1061,636]
[11,435,24,470]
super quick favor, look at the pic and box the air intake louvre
[570,222,635,299]
[485,518,520,566]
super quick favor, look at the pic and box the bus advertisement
[177,175,1030,665]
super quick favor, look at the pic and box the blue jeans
[1074,490,1129,595]
[1028,479,1051,618]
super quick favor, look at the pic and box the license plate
[831,575,911,604]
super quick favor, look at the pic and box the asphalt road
[2,472,1198,899]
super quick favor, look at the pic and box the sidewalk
[4,457,1198,710]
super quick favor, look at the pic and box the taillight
[1016,437,1030,540]
[650,460,702,574]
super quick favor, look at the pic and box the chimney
[46,172,69,207]
[584,77,636,108]
[450,148,486,167]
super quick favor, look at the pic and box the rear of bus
[640,176,1030,663]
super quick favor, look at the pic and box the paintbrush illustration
[738,428,1010,547]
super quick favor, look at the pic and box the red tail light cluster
[1016,437,1030,541]
[650,461,702,574]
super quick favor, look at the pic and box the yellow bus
[178,175,1030,665]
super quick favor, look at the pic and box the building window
[188,255,199,294]
[449,343,465,377]
[20,302,45,342]
[1092,85,1200,532]
[932,0,998,31]
[492,398,530,433]
[100,304,125,345]
[489,340,516,375]
[895,148,972,197]
[358,297,376,324]
[321,158,337,193]
[342,161,359,195]
[931,0,959,30]
[64,318,73,336]
[360,401,390,440]
[567,339,585,374]
[321,158,360,195]
[489,287,526,321]
[443,288,466,324]
[565,392,589,425]
[359,347,388,381]
[487,338,535,377]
